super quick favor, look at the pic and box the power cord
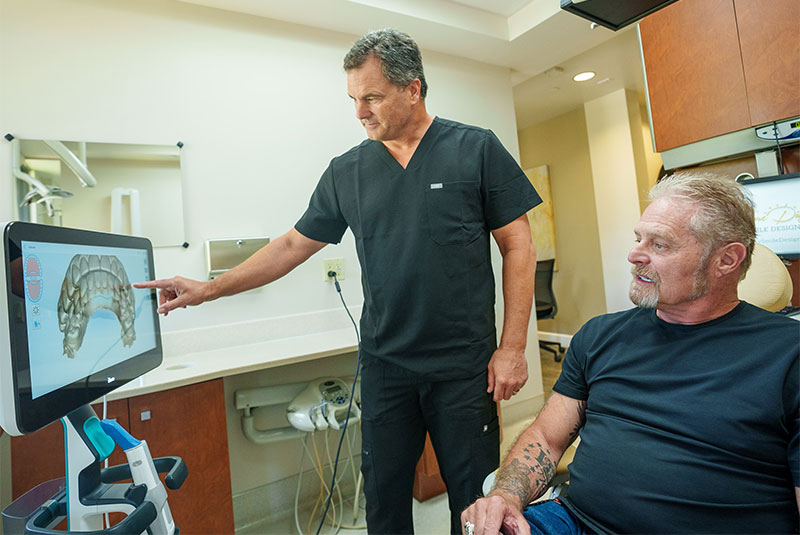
[772,121,785,175]
[316,272,362,535]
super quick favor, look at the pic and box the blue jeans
[523,499,589,535]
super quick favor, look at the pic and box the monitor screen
[1,221,162,435]
[740,173,800,259]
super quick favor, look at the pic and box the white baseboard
[537,331,573,348]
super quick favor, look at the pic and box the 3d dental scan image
[21,241,157,400]
[57,254,136,358]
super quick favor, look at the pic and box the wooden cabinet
[640,0,749,151]
[10,379,234,534]
[640,0,800,152]
[128,379,233,534]
[735,0,800,126]
[413,434,446,501]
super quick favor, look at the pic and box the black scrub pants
[360,358,500,535]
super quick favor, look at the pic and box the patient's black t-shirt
[554,302,800,534]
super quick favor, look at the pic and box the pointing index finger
[132,279,167,289]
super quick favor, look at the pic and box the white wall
[518,108,607,335]
[0,0,540,510]
[0,0,525,332]
[584,89,643,314]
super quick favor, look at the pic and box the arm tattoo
[494,441,557,505]
[568,400,587,443]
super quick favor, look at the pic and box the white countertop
[107,328,358,401]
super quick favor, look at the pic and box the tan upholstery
[555,443,576,475]
[738,243,793,312]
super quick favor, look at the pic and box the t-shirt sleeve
[552,323,590,401]
[295,162,348,244]
[481,130,542,230]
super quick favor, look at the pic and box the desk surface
[107,328,358,401]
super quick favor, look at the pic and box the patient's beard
[629,259,712,309]
[629,266,659,308]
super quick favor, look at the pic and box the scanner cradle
[0,221,187,534]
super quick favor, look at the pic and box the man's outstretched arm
[134,227,326,315]
[461,392,586,535]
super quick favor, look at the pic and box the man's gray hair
[343,29,428,98]
[649,172,756,279]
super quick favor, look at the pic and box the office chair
[535,259,565,362]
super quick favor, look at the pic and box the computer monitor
[0,221,162,435]
[740,173,800,259]
[560,0,679,31]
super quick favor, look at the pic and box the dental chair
[737,242,794,312]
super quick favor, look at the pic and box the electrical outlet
[323,258,345,281]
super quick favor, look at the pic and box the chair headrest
[738,243,793,312]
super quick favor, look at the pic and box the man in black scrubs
[137,29,541,534]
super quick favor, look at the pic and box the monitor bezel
[1,221,162,435]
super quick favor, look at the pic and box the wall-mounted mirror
[10,138,185,247]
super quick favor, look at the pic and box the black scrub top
[295,117,541,378]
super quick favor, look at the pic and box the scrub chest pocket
[424,181,483,246]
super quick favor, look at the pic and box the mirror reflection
[11,139,185,247]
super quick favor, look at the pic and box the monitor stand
[62,404,144,531]
[2,404,186,534]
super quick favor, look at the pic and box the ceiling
[177,0,646,129]
[449,0,534,17]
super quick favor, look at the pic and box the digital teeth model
[57,254,136,358]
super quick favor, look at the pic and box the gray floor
[258,492,451,535]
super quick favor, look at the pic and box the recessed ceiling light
[572,71,596,82]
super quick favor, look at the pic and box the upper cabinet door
[640,0,751,152]
[735,0,800,127]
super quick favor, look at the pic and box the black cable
[315,272,361,535]
[331,272,360,342]
[772,121,785,175]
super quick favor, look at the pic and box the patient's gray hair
[343,29,428,98]
[649,172,756,279]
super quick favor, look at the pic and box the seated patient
[462,173,799,534]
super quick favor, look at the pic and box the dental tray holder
[1,404,187,535]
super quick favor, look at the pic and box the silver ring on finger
[464,520,475,535]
